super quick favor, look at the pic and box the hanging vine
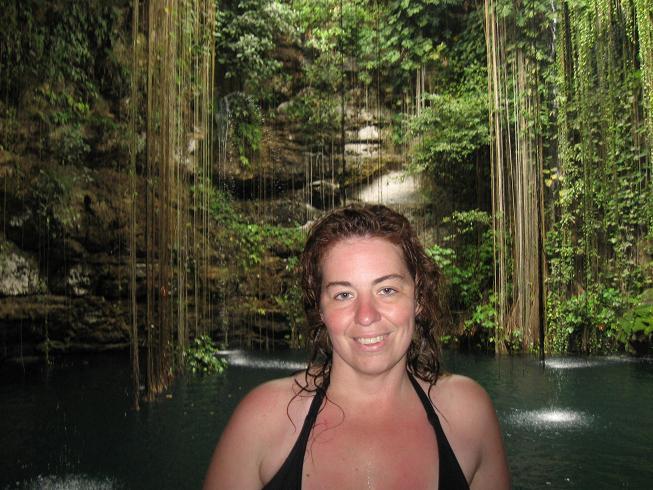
[484,0,552,353]
[547,0,652,353]
[129,0,217,402]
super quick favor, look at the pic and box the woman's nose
[355,295,381,326]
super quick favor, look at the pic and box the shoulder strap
[408,372,470,490]
[262,387,325,490]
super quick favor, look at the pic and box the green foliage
[407,58,488,202]
[465,298,497,333]
[226,93,263,167]
[540,0,653,356]
[51,125,92,166]
[287,0,359,145]
[215,0,296,98]
[286,87,340,144]
[546,286,628,354]
[200,183,305,347]
[203,185,304,270]
[1,0,128,172]
[27,165,88,238]
[377,0,460,85]
[426,210,498,349]
[0,0,128,105]
[292,0,473,100]
[184,335,227,374]
[426,210,493,312]
[295,0,370,58]
[223,219,303,270]
[277,255,304,348]
[616,289,653,352]
[410,91,488,171]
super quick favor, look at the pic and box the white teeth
[356,335,384,345]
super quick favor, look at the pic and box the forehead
[320,236,409,275]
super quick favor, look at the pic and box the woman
[204,204,510,489]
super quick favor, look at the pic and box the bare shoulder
[433,374,496,418]
[430,374,511,489]
[203,374,313,490]
[231,376,299,423]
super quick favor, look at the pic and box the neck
[326,360,414,410]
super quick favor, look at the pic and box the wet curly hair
[299,203,446,391]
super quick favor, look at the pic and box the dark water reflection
[1,351,652,489]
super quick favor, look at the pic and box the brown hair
[299,203,445,391]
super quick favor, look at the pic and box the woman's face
[319,236,418,378]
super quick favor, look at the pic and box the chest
[301,409,439,490]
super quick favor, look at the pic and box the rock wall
[0,109,402,364]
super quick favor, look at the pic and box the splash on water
[6,474,122,490]
[507,408,592,429]
[544,356,645,370]
[222,351,306,371]
[544,358,605,369]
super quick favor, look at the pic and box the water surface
[2,352,652,489]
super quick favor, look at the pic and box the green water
[1,351,652,489]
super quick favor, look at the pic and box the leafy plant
[1,1,127,105]
[184,335,227,374]
[203,184,304,271]
[465,299,497,333]
[616,289,653,353]
[224,92,263,168]
[409,90,488,186]
[215,0,295,98]
[426,210,496,349]
[277,256,304,348]
[426,210,493,311]
[28,165,83,239]
[546,286,628,354]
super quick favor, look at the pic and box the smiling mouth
[355,335,386,345]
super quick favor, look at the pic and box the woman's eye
[379,287,397,296]
[335,292,352,300]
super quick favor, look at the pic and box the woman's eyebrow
[324,274,406,290]
[372,274,405,285]
[324,280,352,289]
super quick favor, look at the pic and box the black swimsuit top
[263,373,469,489]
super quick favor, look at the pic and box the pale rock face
[344,143,379,158]
[66,263,92,296]
[358,125,380,141]
[0,249,46,296]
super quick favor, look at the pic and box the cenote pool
[1,351,652,489]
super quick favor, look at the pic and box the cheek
[389,302,418,325]
[321,308,341,327]
[320,306,352,335]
